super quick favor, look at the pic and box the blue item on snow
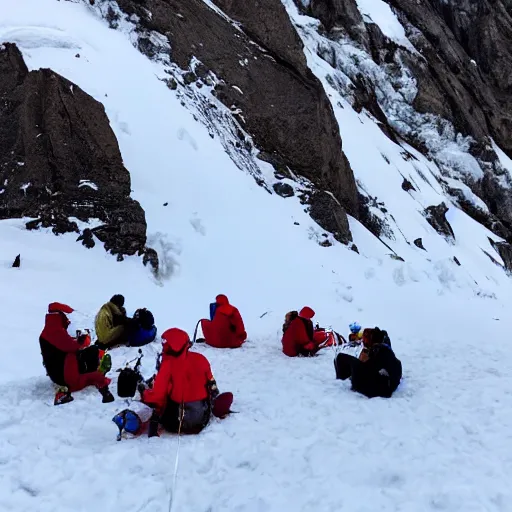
[128,325,157,347]
[349,322,361,334]
[209,302,218,321]
[113,410,142,440]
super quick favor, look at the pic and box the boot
[148,412,160,438]
[54,388,74,406]
[98,353,112,374]
[99,386,115,403]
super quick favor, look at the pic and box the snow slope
[1,1,512,511]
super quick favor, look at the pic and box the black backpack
[117,349,144,398]
[133,308,154,330]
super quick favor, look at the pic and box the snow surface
[1,1,512,511]
[354,0,416,52]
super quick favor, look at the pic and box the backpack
[133,308,154,330]
[117,350,144,398]
[117,368,141,398]
[209,302,218,321]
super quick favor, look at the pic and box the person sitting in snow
[282,306,321,357]
[39,302,114,405]
[127,308,157,347]
[334,327,401,398]
[199,294,247,348]
[95,294,134,348]
[139,328,233,437]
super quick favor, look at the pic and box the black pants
[160,400,211,434]
[334,353,394,398]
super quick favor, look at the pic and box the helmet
[349,322,361,334]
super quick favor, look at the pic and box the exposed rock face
[384,0,512,234]
[114,0,359,225]
[273,182,295,198]
[309,0,367,44]
[425,203,455,241]
[490,239,512,272]
[303,0,512,242]
[309,190,352,244]
[0,43,151,261]
[388,0,512,154]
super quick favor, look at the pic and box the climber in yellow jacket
[95,295,132,348]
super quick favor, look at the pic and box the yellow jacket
[95,302,126,345]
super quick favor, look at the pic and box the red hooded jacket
[39,303,108,391]
[142,328,214,414]
[281,307,315,357]
[201,295,247,348]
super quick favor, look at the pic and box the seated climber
[282,306,322,357]
[95,294,134,348]
[200,295,247,348]
[140,328,233,437]
[127,308,157,347]
[334,327,402,398]
[39,302,114,405]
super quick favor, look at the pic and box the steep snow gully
[1,1,512,511]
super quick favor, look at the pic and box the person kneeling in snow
[334,327,402,398]
[199,294,247,348]
[95,294,135,348]
[39,303,114,404]
[140,328,233,437]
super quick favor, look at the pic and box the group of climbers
[38,294,237,436]
[38,293,403,438]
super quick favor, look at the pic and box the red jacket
[281,307,315,357]
[39,302,108,392]
[142,328,214,414]
[202,295,247,348]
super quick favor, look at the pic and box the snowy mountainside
[1,1,512,511]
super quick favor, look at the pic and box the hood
[161,328,191,356]
[216,294,229,306]
[299,306,315,320]
[48,302,74,314]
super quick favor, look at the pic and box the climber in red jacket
[39,302,114,404]
[200,294,247,348]
[282,306,322,357]
[141,328,231,436]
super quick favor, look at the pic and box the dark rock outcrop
[402,178,416,192]
[309,191,352,244]
[414,238,426,250]
[12,254,20,268]
[308,0,368,45]
[0,44,152,262]
[273,182,295,198]
[424,203,455,240]
[114,0,359,226]
[490,239,512,272]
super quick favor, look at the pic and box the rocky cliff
[89,0,360,244]
[0,43,155,265]
[295,0,512,245]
